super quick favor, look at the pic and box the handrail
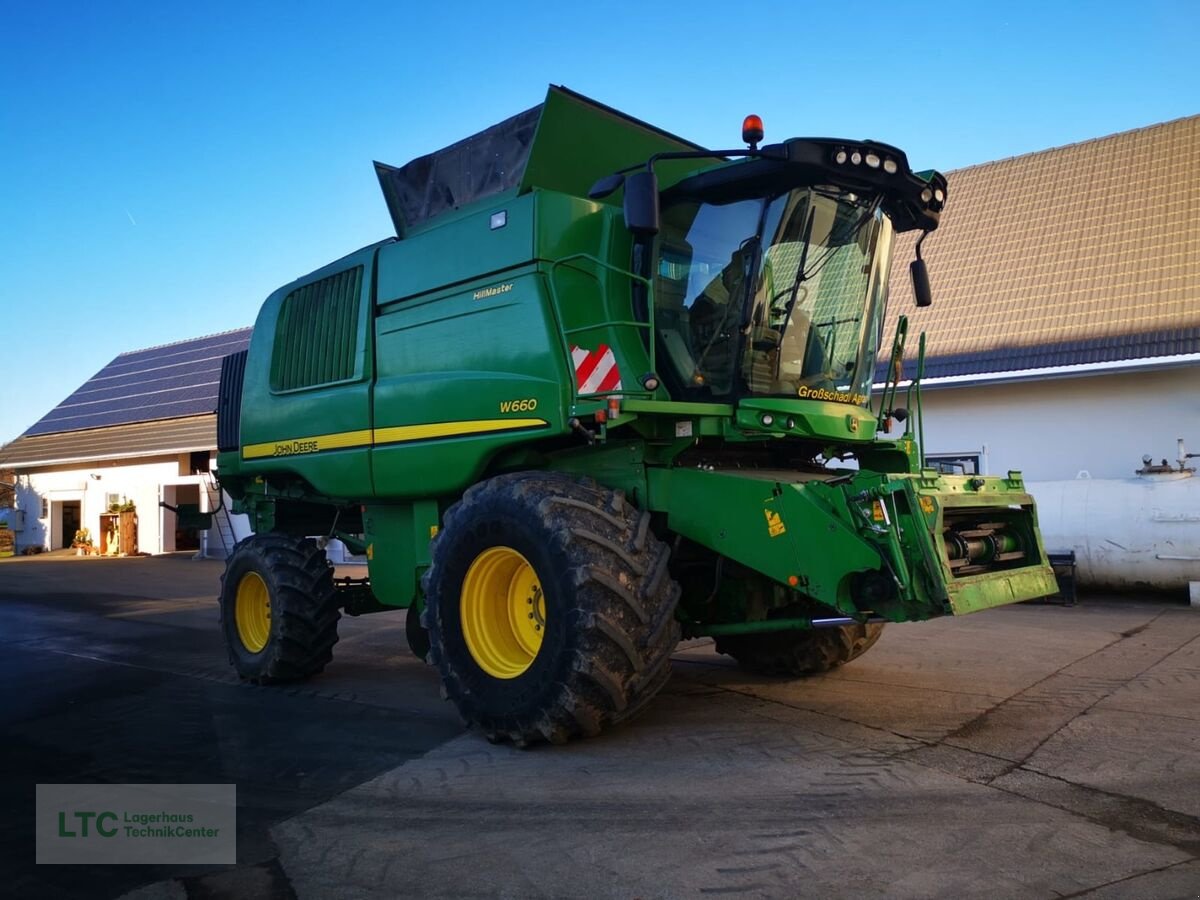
[906,331,927,467]
[876,315,908,430]
[547,253,657,403]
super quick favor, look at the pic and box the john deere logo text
[272,440,319,457]
[473,283,513,301]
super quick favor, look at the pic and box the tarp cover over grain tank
[374,85,708,237]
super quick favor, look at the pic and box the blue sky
[1,0,1196,443]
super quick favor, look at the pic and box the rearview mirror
[623,169,660,237]
[910,258,932,308]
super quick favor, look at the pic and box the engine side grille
[270,267,363,391]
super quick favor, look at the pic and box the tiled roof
[884,114,1200,380]
[0,415,217,469]
[24,328,252,437]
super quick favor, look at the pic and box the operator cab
[654,182,892,405]
[592,123,946,415]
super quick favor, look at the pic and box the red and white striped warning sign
[570,344,622,394]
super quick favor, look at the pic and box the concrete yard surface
[1,553,1197,899]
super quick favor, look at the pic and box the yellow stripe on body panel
[243,429,373,460]
[373,418,547,445]
[242,419,548,459]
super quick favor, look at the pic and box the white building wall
[906,366,1200,482]
[12,455,204,554]
[10,451,311,561]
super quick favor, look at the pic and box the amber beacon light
[742,114,764,149]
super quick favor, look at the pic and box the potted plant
[72,528,92,556]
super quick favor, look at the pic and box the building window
[926,452,982,475]
[41,498,48,519]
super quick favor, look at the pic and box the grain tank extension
[212,86,1057,745]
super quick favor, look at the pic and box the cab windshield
[654,186,894,404]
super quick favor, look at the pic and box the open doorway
[55,500,81,550]
[161,484,201,552]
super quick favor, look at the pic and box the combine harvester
[207,87,1056,744]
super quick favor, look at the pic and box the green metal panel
[647,462,1058,626]
[944,566,1060,615]
[377,194,533,302]
[371,266,570,497]
[646,466,882,613]
[363,500,439,607]
[736,397,878,443]
[519,87,710,200]
[541,440,650,508]
[536,191,661,406]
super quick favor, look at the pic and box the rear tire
[422,472,680,746]
[715,623,884,677]
[219,533,340,683]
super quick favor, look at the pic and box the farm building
[884,113,1199,481]
[0,330,251,557]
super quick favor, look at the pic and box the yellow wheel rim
[460,546,545,679]
[235,571,272,653]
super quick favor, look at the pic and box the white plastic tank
[1028,440,1200,592]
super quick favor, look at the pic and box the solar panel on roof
[24,328,252,437]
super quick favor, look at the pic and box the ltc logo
[764,509,786,538]
[58,811,118,837]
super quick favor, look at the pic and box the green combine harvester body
[212,87,1056,744]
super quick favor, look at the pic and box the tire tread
[715,623,884,677]
[424,471,680,746]
[218,533,340,684]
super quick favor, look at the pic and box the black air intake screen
[270,267,363,392]
[217,350,247,452]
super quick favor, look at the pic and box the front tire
[422,473,680,746]
[219,534,340,683]
[715,623,884,677]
